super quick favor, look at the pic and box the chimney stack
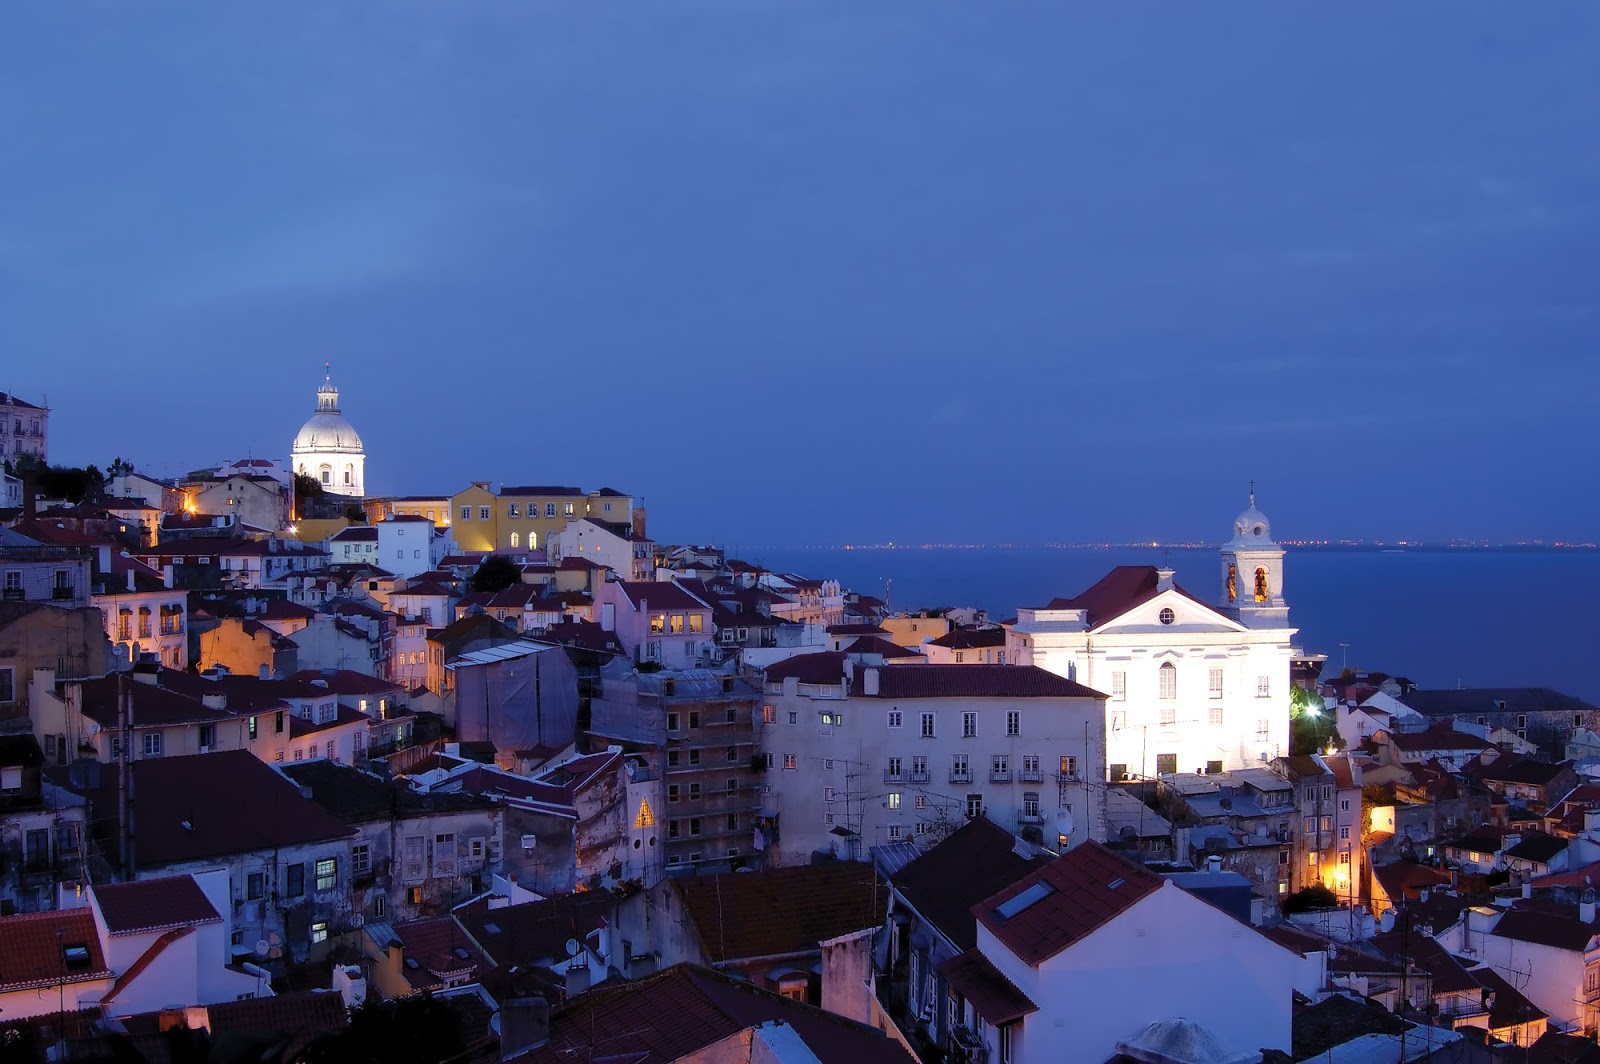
[1157,567,1176,592]
[499,997,551,1057]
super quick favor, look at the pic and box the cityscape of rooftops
[2,4,1596,1062]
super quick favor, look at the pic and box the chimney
[1522,880,1532,900]
[564,962,591,996]
[258,664,270,680]
[202,692,227,711]
[1206,855,1223,874]
[132,657,161,685]
[127,568,136,593]
[499,996,551,1057]
[1582,889,1597,925]
[98,544,113,573]
[1156,567,1175,592]
[1584,808,1600,838]
[863,667,880,697]
[162,565,174,589]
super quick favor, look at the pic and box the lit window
[888,792,901,809]
[315,857,336,891]
[1208,669,1223,698]
[310,921,328,944]
[1111,671,1126,702]
[784,754,797,770]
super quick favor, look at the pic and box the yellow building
[880,613,951,649]
[447,483,636,553]
[370,495,453,528]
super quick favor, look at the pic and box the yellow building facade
[446,483,635,553]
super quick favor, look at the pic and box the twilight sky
[3,3,1596,547]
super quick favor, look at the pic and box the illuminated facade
[0,390,48,466]
[291,369,365,498]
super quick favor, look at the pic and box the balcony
[1,588,23,601]
[1017,812,1045,825]
[911,770,929,783]
[1020,769,1042,783]
[950,771,973,785]
[990,769,1011,784]
[51,587,76,601]
[883,771,904,784]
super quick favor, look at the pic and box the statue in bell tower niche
[1219,486,1288,629]
[1227,563,1238,603]
[1254,567,1268,604]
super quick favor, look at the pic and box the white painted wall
[978,881,1296,1063]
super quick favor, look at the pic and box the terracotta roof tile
[937,947,1037,1025]
[764,651,848,686]
[203,989,349,1057]
[1041,565,1227,630]
[515,963,916,1064]
[615,580,711,613]
[675,862,885,964]
[394,916,487,990]
[891,818,1051,950]
[456,892,614,966]
[94,876,220,935]
[928,627,1007,650]
[0,909,111,992]
[974,840,1164,966]
[852,664,1103,700]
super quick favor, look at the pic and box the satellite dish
[255,939,271,956]
[565,938,581,957]
[1056,808,1075,839]
[1378,910,1397,933]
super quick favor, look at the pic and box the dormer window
[1158,608,1175,625]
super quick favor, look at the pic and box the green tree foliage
[471,554,521,593]
[1281,884,1339,913]
[300,994,467,1064]
[1289,684,1336,756]
[30,463,105,504]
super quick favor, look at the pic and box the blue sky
[3,3,1596,546]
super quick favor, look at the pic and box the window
[1208,669,1223,698]
[564,502,576,516]
[1256,719,1271,741]
[545,503,556,517]
[310,921,328,944]
[1158,662,1176,700]
[915,794,928,810]
[1208,706,1224,726]
[992,754,1009,779]
[1006,710,1020,737]
[966,793,983,818]
[1340,798,1351,812]
[1321,815,1332,831]
[247,872,264,900]
[275,710,284,734]
[962,712,977,738]
[1206,759,1223,774]
[784,754,797,770]
[1160,705,1176,726]
[888,710,902,728]
[479,506,490,520]
[1158,607,1175,625]
[889,824,903,840]
[668,784,680,803]
[1023,793,1040,818]
[689,818,702,836]
[1256,676,1271,698]
[1111,671,1126,702]
[374,895,386,920]
[1109,763,1127,782]
[916,820,932,835]
[142,732,162,757]
[1155,752,1177,776]
[286,864,305,897]
[510,532,519,548]
[788,711,798,725]
[1340,826,1351,841]
[508,504,519,518]
[1303,816,1314,835]
[888,792,901,810]
[726,746,737,763]
[1023,754,1040,779]
[912,755,928,780]
[1059,755,1077,778]
[689,783,702,801]
[951,753,970,781]
[921,712,935,738]
[248,716,258,740]
[650,614,666,634]
[955,652,964,664]
[460,506,471,521]
[1254,567,1268,603]
[1307,852,1318,867]
[762,704,776,724]
[353,846,371,875]
[1322,784,1334,801]
[886,756,903,780]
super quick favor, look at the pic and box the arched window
[343,465,353,485]
[1159,662,1177,700]
[319,464,331,485]
[527,532,537,549]
[1226,564,1238,603]
[1254,567,1268,604]
[509,532,519,549]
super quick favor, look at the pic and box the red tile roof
[75,675,237,729]
[764,651,847,686]
[0,909,111,992]
[93,876,221,935]
[394,916,487,991]
[1491,905,1600,951]
[1381,724,1496,752]
[79,750,354,866]
[456,891,614,966]
[843,636,921,659]
[937,947,1038,1025]
[501,485,583,496]
[675,862,886,964]
[514,963,916,1064]
[825,623,888,636]
[928,627,1007,650]
[615,580,711,613]
[287,669,405,697]
[1042,565,1226,629]
[203,989,349,1057]
[890,818,1051,951]
[974,840,1164,966]
[853,664,1104,700]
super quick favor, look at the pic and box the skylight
[483,922,501,935]
[994,881,1056,920]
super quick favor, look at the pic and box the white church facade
[1006,494,1298,780]
[291,368,366,498]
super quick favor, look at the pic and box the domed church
[291,366,365,497]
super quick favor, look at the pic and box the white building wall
[978,882,1296,1063]
[1011,587,1294,778]
[377,520,434,580]
[762,679,1105,864]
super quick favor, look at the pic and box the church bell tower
[1219,486,1289,629]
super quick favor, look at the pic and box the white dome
[292,377,364,455]
[1229,489,1274,546]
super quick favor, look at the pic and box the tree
[471,554,521,593]
[1289,684,1336,756]
[1282,884,1338,913]
[107,456,134,480]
